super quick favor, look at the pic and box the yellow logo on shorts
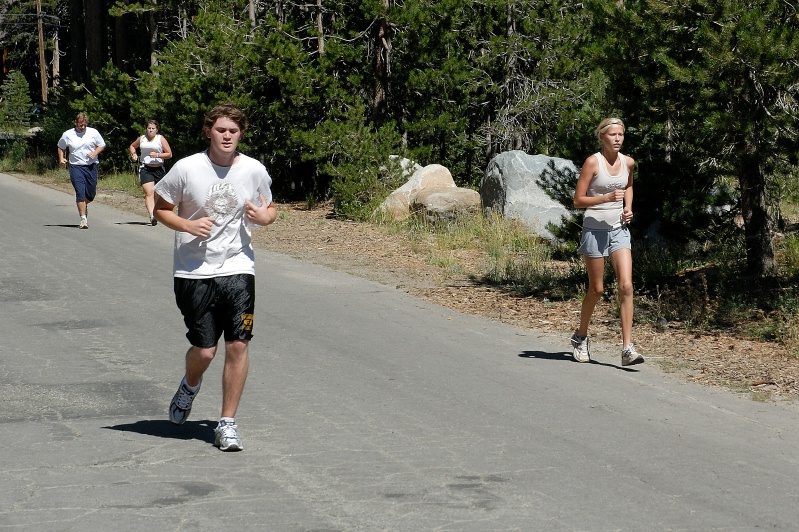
[242,313,254,331]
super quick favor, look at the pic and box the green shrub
[0,71,33,132]
[781,234,799,278]
[297,105,405,221]
[0,139,27,171]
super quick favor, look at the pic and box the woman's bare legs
[577,256,607,337]
[142,181,155,218]
[610,247,634,347]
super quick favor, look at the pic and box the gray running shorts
[577,225,631,258]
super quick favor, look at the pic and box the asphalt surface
[2,172,799,531]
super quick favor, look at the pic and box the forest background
[2,0,799,358]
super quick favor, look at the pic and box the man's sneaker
[169,378,201,425]
[150,215,158,226]
[621,343,645,366]
[79,217,88,229]
[570,331,590,363]
[214,420,243,451]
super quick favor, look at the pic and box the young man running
[153,104,277,451]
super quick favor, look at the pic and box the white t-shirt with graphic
[57,127,106,166]
[154,151,273,279]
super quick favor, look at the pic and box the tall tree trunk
[69,0,86,84]
[372,1,391,123]
[504,4,522,150]
[36,0,48,103]
[84,0,108,79]
[52,33,60,88]
[275,1,284,29]
[739,148,776,277]
[148,1,159,65]
[316,0,324,55]
[113,0,131,72]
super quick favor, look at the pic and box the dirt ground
[16,172,799,401]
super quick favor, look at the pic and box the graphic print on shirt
[600,182,626,194]
[204,182,240,225]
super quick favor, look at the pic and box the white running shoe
[621,343,645,366]
[79,217,88,229]
[570,331,590,363]
[214,420,243,451]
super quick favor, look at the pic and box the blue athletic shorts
[577,225,631,258]
[174,274,256,348]
[69,164,98,202]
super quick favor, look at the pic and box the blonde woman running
[570,118,645,366]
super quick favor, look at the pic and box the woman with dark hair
[129,120,173,225]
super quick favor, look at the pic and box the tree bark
[36,0,48,103]
[274,1,285,29]
[113,0,131,72]
[52,32,60,88]
[68,0,86,84]
[739,149,776,277]
[84,0,108,79]
[316,0,324,55]
[372,1,392,123]
[148,0,159,66]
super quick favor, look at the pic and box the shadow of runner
[103,419,216,444]
[518,351,641,371]
[518,350,570,361]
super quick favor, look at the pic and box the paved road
[2,172,799,531]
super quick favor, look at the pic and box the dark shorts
[139,165,165,185]
[69,164,98,202]
[174,274,256,348]
[578,225,632,258]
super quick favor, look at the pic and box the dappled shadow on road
[518,351,640,372]
[103,419,216,444]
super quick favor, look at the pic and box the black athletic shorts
[174,274,255,348]
[139,165,166,185]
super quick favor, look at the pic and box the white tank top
[139,134,164,166]
[582,152,628,230]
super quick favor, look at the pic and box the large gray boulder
[480,150,574,239]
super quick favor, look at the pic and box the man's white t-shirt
[57,127,106,166]
[154,151,273,279]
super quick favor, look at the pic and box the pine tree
[587,0,799,277]
[1,70,33,131]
